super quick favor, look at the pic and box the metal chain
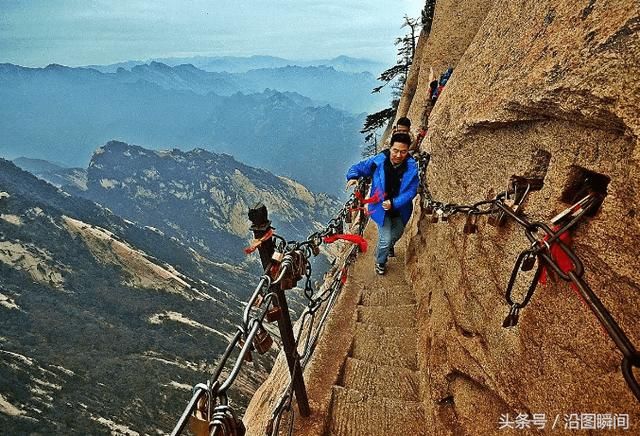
[415,155,639,402]
[170,179,370,436]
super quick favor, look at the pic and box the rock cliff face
[401,0,640,433]
[245,0,639,434]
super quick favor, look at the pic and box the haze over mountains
[0,57,381,194]
[86,54,386,75]
[0,53,381,434]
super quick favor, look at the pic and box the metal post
[248,203,311,417]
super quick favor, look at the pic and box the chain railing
[414,151,639,402]
[170,179,370,436]
[171,148,638,436]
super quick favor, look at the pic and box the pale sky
[0,0,425,66]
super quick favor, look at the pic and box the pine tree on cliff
[361,15,420,146]
[421,0,437,35]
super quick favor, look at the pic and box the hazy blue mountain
[0,158,272,435]
[87,54,386,75]
[239,65,379,112]
[13,157,88,191]
[0,63,365,194]
[108,61,384,112]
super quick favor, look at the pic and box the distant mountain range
[0,62,367,194]
[86,54,386,75]
[0,158,270,434]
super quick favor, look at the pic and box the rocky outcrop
[81,141,339,262]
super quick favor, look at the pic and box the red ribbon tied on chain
[244,228,274,254]
[323,234,368,253]
[538,226,586,305]
[355,189,385,205]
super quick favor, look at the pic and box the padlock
[296,251,307,281]
[238,339,254,362]
[188,395,210,436]
[463,213,478,234]
[251,293,264,308]
[424,203,434,215]
[311,243,320,257]
[520,252,537,272]
[279,268,295,291]
[265,304,282,322]
[440,210,449,222]
[253,326,273,354]
[502,305,520,328]
[271,251,284,263]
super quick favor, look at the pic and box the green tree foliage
[361,15,421,144]
[422,0,437,34]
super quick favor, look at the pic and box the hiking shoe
[375,263,386,275]
[388,247,396,258]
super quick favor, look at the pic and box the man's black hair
[390,132,412,147]
[397,116,411,127]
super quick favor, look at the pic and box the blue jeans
[376,215,405,265]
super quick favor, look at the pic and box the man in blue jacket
[346,132,419,275]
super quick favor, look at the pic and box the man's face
[396,124,410,133]
[389,142,410,165]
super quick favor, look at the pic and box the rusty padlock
[463,212,478,234]
[294,250,307,280]
[265,304,282,322]
[430,209,441,223]
[253,326,273,354]
[188,394,210,436]
[252,293,265,308]
[311,243,320,257]
[424,203,434,215]
[279,264,296,291]
[238,339,254,362]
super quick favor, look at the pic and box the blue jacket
[346,152,419,226]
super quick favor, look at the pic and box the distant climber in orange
[345,132,419,275]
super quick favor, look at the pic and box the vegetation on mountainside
[361,0,437,156]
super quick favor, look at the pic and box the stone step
[357,304,417,328]
[341,357,421,401]
[359,285,415,306]
[328,386,427,436]
[351,323,418,369]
